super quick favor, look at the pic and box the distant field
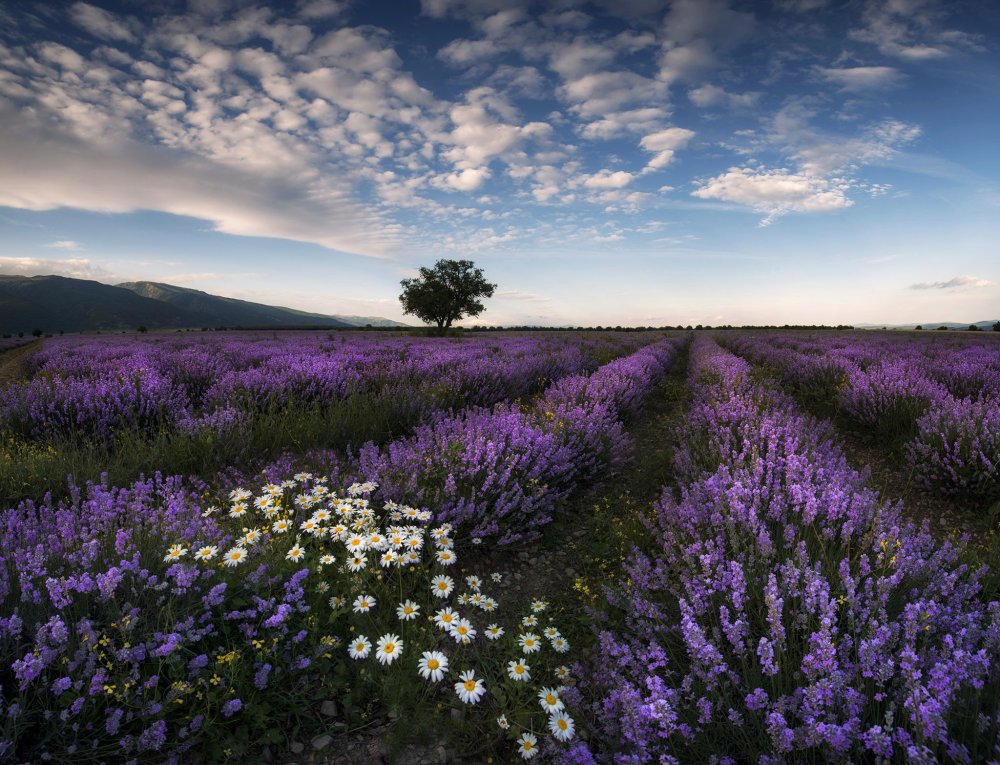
[0,330,997,763]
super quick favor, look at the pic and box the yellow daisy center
[546,694,556,704]
[383,643,395,653]
[464,680,477,691]
[558,719,568,730]
[427,659,439,670]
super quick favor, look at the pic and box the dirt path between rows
[0,339,42,385]
[281,345,693,765]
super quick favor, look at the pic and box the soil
[0,339,42,385]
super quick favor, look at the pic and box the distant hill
[0,275,408,333]
[855,320,999,330]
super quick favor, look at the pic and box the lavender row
[564,338,1000,764]
[0,337,681,613]
[355,339,682,545]
[724,332,1000,499]
[0,476,584,761]
[1,332,650,446]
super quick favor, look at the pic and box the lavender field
[0,330,998,764]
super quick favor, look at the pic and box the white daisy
[517,732,539,760]
[522,615,539,627]
[417,651,448,682]
[271,519,291,534]
[531,600,548,613]
[380,551,399,568]
[346,555,367,572]
[352,594,376,614]
[345,535,367,553]
[194,545,218,561]
[223,546,248,567]
[454,670,486,704]
[436,548,457,566]
[518,633,541,654]
[286,544,306,562]
[548,711,575,742]
[348,635,371,660]
[484,624,504,640]
[397,601,420,621]
[319,554,336,566]
[163,544,187,562]
[507,658,531,682]
[434,607,459,631]
[329,596,345,609]
[551,636,570,653]
[375,633,403,665]
[299,519,322,536]
[241,529,262,546]
[497,714,510,730]
[431,575,455,599]
[449,619,476,644]
[538,687,564,713]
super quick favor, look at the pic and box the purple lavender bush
[838,359,949,440]
[566,339,1000,764]
[907,395,1000,499]
[356,340,679,544]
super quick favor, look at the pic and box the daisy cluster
[563,338,1000,764]
[357,339,680,545]
[723,331,1000,500]
[0,470,580,761]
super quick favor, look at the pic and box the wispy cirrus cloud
[908,275,995,290]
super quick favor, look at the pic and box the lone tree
[399,259,496,335]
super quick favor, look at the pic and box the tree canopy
[399,259,497,334]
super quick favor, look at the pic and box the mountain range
[0,275,408,333]
[854,321,999,330]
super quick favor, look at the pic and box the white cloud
[692,166,853,224]
[908,275,994,290]
[297,0,348,20]
[851,0,984,60]
[769,102,921,176]
[45,240,83,251]
[580,170,634,190]
[579,107,670,139]
[558,70,668,118]
[639,127,695,172]
[438,38,502,66]
[659,0,756,84]
[0,108,394,257]
[436,167,492,191]
[70,3,138,43]
[688,83,759,108]
[0,257,112,280]
[817,65,903,91]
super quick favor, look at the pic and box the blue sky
[0,0,997,326]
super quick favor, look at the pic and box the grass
[0,391,420,506]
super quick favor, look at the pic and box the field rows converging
[0,329,997,764]
[0,332,655,504]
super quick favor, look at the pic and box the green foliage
[399,260,496,335]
